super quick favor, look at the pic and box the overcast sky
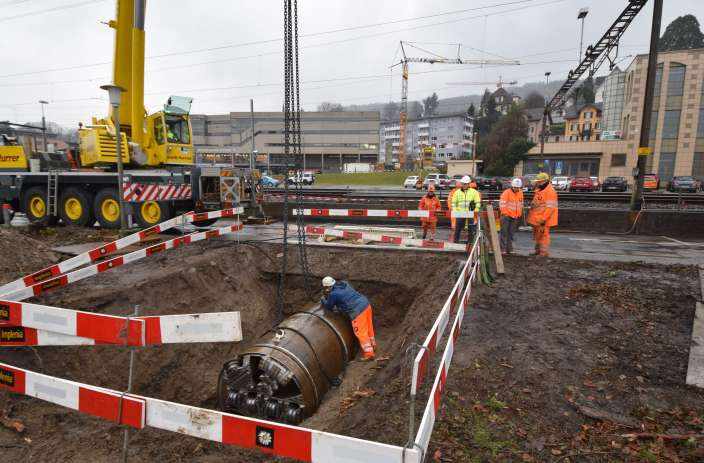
[0,0,702,127]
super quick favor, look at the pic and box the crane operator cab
[146,96,194,166]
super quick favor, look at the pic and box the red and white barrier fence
[0,362,146,429]
[0,363,422,463]
[410,232,480,395]
[3,223,244,302]
[0,300,242,347]
[123,182,192,202]
[0,207,243,297]
[414,290,467,454]
[292,208,474,219]
[305,225,467,252]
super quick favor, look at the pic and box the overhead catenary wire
[0,0,569,80]
[0,0,108,22]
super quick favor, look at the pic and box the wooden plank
[484,204,504,274]
[686,302,704,388]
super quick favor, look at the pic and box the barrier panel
[0,363,422,463]
[3,223,244,302]
[305,225,467,251]
[0,300,242,346]
[410,232,480,395]
[0,207,243,297]
[293,208,474,219]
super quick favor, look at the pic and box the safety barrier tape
[414,264,474,454]
[410,232,480,395]
[0,300,242,346]
[0,362,146,429]
[2,223,244,302]
[0,363,421,463]
[305,225,467,251]
[0,207,244,297]
[292,208,475,219]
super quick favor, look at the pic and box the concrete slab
[687,302,704,389]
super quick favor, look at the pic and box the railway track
[264,187,704,205]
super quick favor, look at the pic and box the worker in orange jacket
[527,172,558,256]
[499,177,524,254]
[447,181,461,242]
[419,183,442,240]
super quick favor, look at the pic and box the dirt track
[0,227,702,462]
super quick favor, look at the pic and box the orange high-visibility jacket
[499,188,524,219]
[527,183,558,227]
[419,195,442,223]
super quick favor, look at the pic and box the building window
[649,111,658,140]
[667,63,685,96]
[658,152,676,181]
[693,152,704,177]
[653,63,664,97]
[611,153,627,166]
[698,108,704,138]
[584,111,592,120]
[662,110,681,139]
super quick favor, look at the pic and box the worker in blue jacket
[321,276,376,360]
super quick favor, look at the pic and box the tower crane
[390,41,519,169]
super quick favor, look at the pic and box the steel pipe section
[218,305,357,424]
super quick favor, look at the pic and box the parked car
[403,176,419,188]
[569,177,598,192]
[643,174,659,191]
[499,177,513,190]
[260,175,280,188]
[551,176,571,191]
[601,176,628,192]
[287,172,315,185]
[423,173,451,189]
[667,176,700,193]
[475,176,500,190]
[590,177,600,190]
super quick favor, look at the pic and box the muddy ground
[0,226,702,462]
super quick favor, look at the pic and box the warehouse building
[191,111,380,173]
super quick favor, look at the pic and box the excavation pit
[0,239,460,462]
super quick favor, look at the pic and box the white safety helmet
[461,175,471,184]
[511,178,523,188]
[322,276,336,287]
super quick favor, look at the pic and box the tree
[571,77,595,106]
[467,103,476,117]
[524,91,546,109]
[480,105,533,175]
[408,101,423,120]
[422,92,439,117]
[381,101,400,121]
[317,102,344,112]
[659,15,704,52]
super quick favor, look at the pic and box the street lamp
[577,7,589,64]
[38,100,48,152]
[100,84,127,232]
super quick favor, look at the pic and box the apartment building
[191,111,380,173]
[564,103,603,142]
[518,48,704,183]
[380,113,475,165]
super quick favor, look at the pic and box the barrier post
[484,204,504,274]
[122,305,140,463]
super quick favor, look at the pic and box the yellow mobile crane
[79,0,194,168]
[1,0,246,227]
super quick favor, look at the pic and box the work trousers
[532,225,551,256]
[351,305,376,359]
[453,217,477,244]
[500,216,519,253]
[421,220,437,240]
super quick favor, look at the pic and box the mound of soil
[0,240,460,462]
[0,228,60,284]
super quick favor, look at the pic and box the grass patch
[315,171,426,186]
